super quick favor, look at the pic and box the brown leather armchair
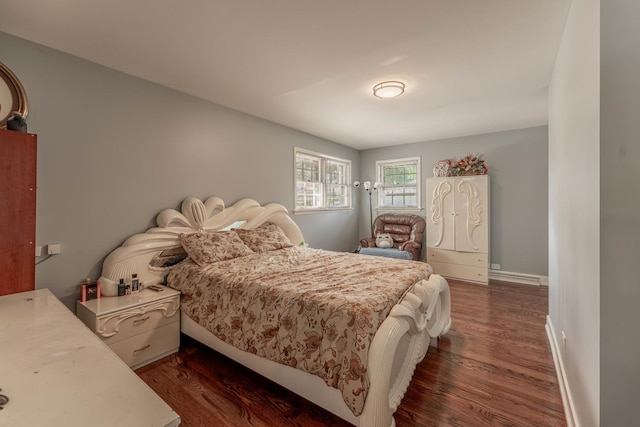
[359,213,426,261]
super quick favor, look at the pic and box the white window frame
[376,156,421,210]
[294,148,352,212]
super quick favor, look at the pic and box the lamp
[354,180,380,237]
[373,81,405,98]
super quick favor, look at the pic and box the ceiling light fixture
[373,81,405,98]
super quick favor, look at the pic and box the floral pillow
[234,223,293,253]
[180,230,254,266]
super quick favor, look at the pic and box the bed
[98,196,451,427]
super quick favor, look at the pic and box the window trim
[375,156,421,210]
[294,147,353,213]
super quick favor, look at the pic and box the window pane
[326,160,347,186]
[383,186,417,207]
[296,181,324,208]
[296,156,321,183]
[326,184,348,208]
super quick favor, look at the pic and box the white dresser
[426,175,490,284]
[0,288,180,427]
[77,286,180,369]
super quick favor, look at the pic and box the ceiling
[0,0,570,150]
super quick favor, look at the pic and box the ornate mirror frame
[0,62,28,128]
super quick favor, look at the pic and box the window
[295,148,352,211]
[376,157,421,209]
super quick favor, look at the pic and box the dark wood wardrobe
[0,129,37,296]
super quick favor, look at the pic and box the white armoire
[426,175,490,284]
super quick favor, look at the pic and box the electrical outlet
[491,263,501,270]
[47,243,61,255]
[35,245,43,257]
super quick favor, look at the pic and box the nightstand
[77,286,180,369]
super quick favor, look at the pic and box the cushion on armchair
[359,247,414,260]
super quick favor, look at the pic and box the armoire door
[0,129,37,295]
[426,177,455,250]
[453,176,489,253]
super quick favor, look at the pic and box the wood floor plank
[136,279,566,426]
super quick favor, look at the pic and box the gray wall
[548,0,600,425]
[601,0,640,424]
[550,0,640,424]
[0,32,360,310]
[360,127,549,277]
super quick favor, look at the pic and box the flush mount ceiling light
[373,81,405,98]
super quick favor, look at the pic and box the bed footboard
[361,273,451,427]
[180,273,451,427]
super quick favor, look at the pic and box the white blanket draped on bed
[167,246,434,416]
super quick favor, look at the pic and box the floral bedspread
[167,246,433,416]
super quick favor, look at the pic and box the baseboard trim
[546,315,578,427]
[489,270,549,286]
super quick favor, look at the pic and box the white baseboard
[489,269,549,286]
[546,315,578,427]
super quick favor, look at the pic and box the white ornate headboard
[99,197,304,292]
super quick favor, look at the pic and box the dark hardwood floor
[136,280,566,426]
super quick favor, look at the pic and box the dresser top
[0,288,180,427]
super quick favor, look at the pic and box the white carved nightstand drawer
[109,322,180,368]
[77,286,181,369]
[96,297,179,345]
